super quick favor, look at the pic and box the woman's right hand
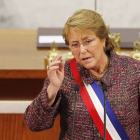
[46,55,65,105]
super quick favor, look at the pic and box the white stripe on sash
[83,81,121,140]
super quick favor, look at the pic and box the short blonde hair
[62,9,115,52]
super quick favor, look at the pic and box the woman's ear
[101,38,106,48]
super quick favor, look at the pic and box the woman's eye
[72,43,78,46]
[86,40,92,43]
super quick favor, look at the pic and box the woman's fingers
[47,55,64,72]
[49,61,61,68]
[51,54,62,62]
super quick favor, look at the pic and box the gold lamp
[109,33,121,55]
[131,41,140,60]
[65,52,74,61]
[44,41,59,69]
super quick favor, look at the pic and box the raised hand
[46,55,65,105]
[47,54,65,89]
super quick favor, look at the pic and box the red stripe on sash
[70,58,112,140]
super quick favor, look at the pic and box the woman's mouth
[82,57,92,61]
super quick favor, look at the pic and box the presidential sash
[70,58,129,140]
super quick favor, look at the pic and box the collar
[76,51,121,87]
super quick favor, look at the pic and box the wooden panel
[0,79,45,100]
[0,114,60,140]
[0,29,46,69]
[0,29,69,70]
[0,70,47,79]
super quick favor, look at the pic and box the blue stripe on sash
[91,81,129,140]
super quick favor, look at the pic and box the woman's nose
[80,44,87,54]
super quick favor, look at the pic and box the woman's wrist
[47,84,59,106]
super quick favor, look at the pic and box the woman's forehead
[68,29,96,40]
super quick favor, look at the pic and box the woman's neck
[89,55,109,79]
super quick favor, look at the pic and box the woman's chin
[83,64,94,70]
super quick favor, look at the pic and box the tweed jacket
[24,51,140,140]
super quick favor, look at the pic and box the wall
[0,0,140,29]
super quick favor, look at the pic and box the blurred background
[0,0,140,140]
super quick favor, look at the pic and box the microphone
[71,84,79,140]
[74,84,79,92]
[102,82,107,140]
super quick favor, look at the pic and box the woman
[24,9,140,140]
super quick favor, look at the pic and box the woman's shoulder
[118,53,140,80]
[110,51,140,79]
[111,50,140,67]
[119,54,140,67]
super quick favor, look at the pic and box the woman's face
[68,29,106,70]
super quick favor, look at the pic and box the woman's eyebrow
[70,36,93,43]
[82,36,93,40]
